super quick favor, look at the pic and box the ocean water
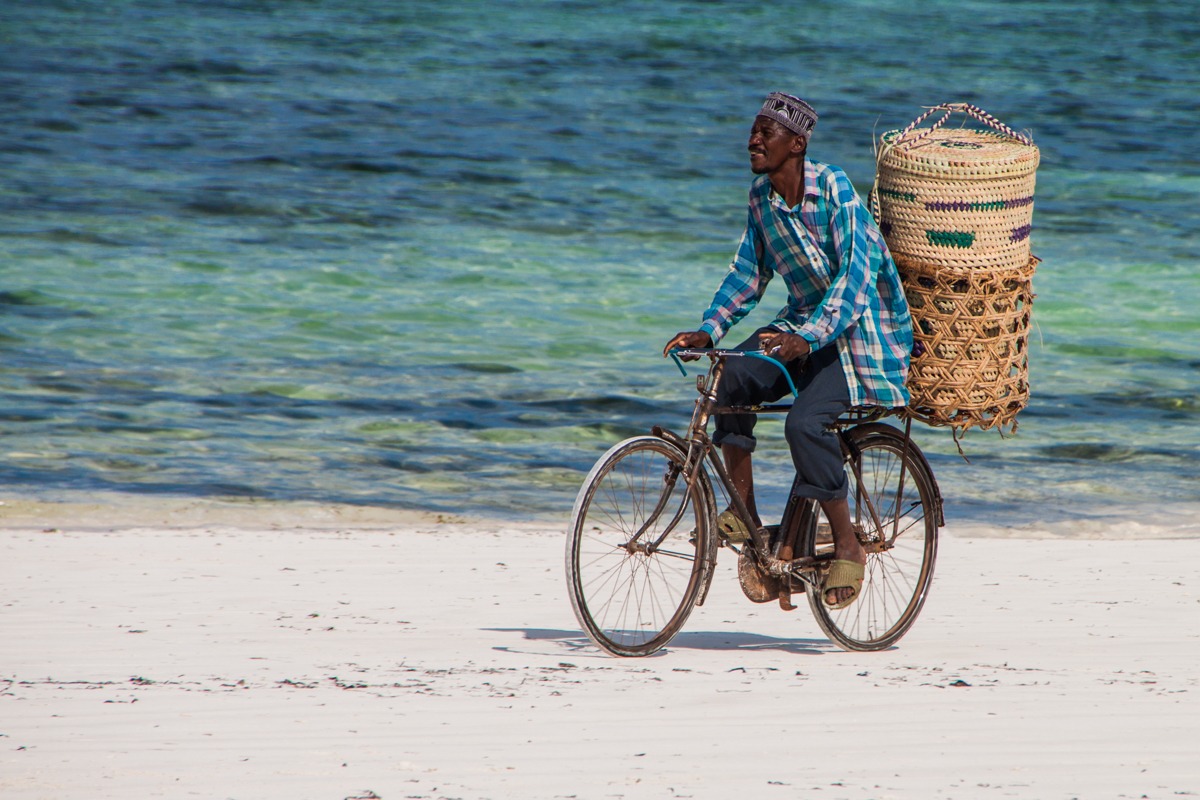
[1,1,1197,530]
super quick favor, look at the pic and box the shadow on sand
[486,627,835,656]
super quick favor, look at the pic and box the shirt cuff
[698,320,723,346]
[771,318,822,349]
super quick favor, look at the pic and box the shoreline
[0,494,481,533]
[4,491,1199,540]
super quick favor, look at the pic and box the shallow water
[1,1,1197,529]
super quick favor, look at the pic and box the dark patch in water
[39,228,127,246]
[440,417,488,430]
[31,378,89,394]
[392,148,493,164]
[0,290,49,307]
[72,93,128,108]
[35,119,81,132]
[157,59,272,78]
[527,395,667,416]
[334,398,417,414]
[371,456,434,473]
[277,408,323,421]
[183,197,277,217]
[454,362,521,374]
[326,160,419,175]
[237,155,298,167]
[1038,443,1140,462]
[450,170,522,186]
[0,410,52,423]
[0,143,52,155]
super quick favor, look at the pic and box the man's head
[748,93,817,175]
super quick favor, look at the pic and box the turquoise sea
[1,1,1197,530]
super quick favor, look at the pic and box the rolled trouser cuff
[789,474,849,503]
[711,429,757,453]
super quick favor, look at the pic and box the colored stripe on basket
[1011,224,1032,242]
[926,196,1034,213]
[926,230,976,248]
[879,187,917,202]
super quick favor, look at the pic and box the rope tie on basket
[871,103,1034,220]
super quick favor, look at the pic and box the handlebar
[667,347,799,398]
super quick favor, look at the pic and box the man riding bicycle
[663,92,913,610]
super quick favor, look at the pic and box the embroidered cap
[758,92,818,137]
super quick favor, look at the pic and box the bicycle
[565,347,944,656]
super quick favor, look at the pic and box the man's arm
[695,208,772,345]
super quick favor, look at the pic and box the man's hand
[663,331,713,360]
[757,330,811,362]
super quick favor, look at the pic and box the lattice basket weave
[901,256,1037,433]
[874,104,1040,271]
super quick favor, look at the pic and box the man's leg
[722,442,758,525]
[780,345,858,605]
[819,496,864,607]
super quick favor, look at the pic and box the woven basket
[902,256,1037,433]
[874,104,1040,271]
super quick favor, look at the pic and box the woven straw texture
[902,256,1037,432]
[876,108,1040,272]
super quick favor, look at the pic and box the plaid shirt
[698,158,913,407]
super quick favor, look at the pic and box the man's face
[748,115,802,174]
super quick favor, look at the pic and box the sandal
[822,559,864,609]
[716,509,752,544]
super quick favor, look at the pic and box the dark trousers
[712,327,852,502]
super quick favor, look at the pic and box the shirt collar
[802,156,820,203]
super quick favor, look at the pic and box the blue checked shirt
[699,158,913,407]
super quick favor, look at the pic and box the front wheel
[803,423,940,651]
[565,436,715,657]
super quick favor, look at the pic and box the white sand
[2,498,1198,799]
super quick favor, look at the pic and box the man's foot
[822,559,864,609]
[716,509,752,544]
[824,530,867,607]
[818,498,865,608]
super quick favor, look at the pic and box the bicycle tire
[565,436,715,657]
[803,423,940,651]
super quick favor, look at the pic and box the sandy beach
[2,498,1198,800]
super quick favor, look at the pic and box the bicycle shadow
[485,627,835,656]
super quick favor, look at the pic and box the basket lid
[880,127,1039,177]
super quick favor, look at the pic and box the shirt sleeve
[789,191,877,350]
[698,207,772,345]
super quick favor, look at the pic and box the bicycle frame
[657,347,935,587]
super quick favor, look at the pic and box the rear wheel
[804,423,939,651]
[565,436,714,657]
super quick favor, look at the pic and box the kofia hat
[758,92,818,137]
